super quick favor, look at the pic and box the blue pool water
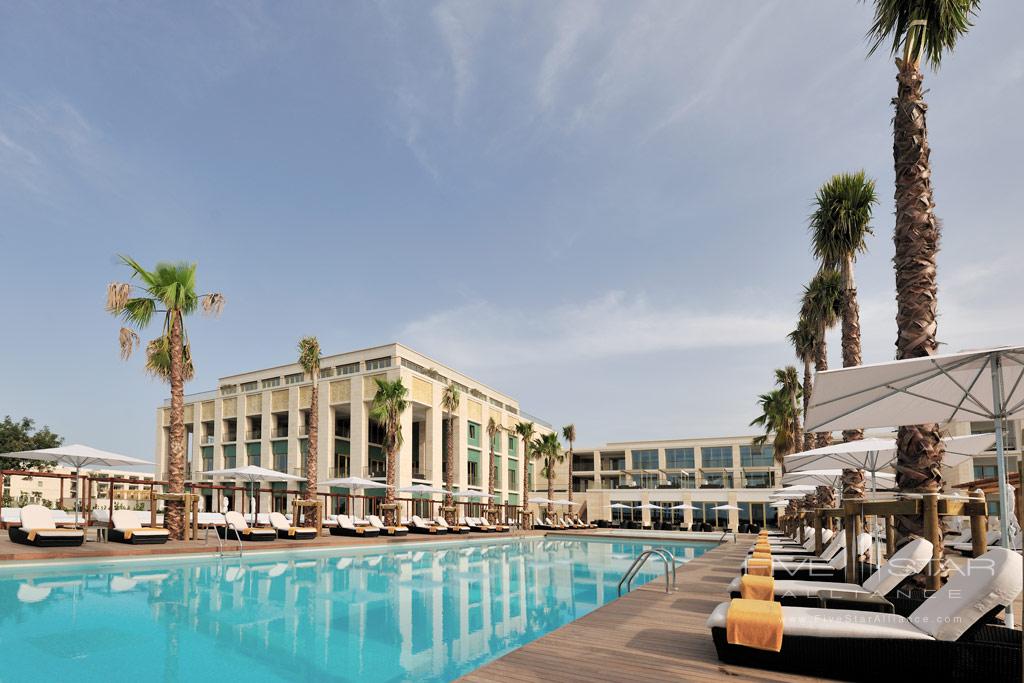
[0,537,710,682]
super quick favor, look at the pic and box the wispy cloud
[399,290,792,370]
[432,0,492,124]
[536,2,600,111]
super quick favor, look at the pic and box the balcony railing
[298,425,309,436]
[245,430,261,441]
[223,433,237,443]
[273,427,289,439]
[328,468,350,479]
[201,436,215,445]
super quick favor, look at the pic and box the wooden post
[797,521,805,545]
[844,501,858,584]
[885,515,896,558]
[813,512,823,555]
[971,489,988,559]
[922,493,941,591]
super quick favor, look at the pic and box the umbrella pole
[871,470,880,566]
[75,467,81,529]
[990,358,1014,628]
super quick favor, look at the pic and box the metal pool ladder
[205,524,243,558]
[618,547,677,596]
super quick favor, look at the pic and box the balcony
[201,435,215,445]
[328,467,350,479]
[273,427,289,439]
[245,430,261,441]
[298,425,310,437]
[223,433,237,443]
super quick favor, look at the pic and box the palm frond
[788,317,819,363]
[370,378,408,453]
[809,171,877,269]
[441,381,460,414]
[297,336,321,375]
[144,335,194,382]
[106,282,132,313]
[120,297,157,327]
[200,292,225,317]
[562,423,576,443]
[801,269,843,331]
[118,327,140,360]
[865,0,981,69]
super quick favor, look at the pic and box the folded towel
[739,574,775,601]
[754,543,772,554]
[747,558,772,577]
[751,551,772,561]
[27,529,83,541]
[726,598,783,652]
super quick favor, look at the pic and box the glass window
[337,362,360,375]
[970,421,1017,450]
[600,454,626,470]
[974,465,998,480]
[262,377,280,389]
[365,357,391,371]
[631,449,658,469]
[744,471,774,488]
[467,422,480,446]
[701,446,734,468]
[240,381,257,392]
[665,448,694,468]
[246,442,261,467]
[507,469,518,488]
[285,372,304,385]
[740,445,774,467]
[468,461,480,487]
[220,384,237,395]
[700,471,733,488]
[666,472,695,489]
[508,435,517,457]
[319,367,334,378]
[223,444,236,469]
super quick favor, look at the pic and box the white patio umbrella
[769,485,816,499]
[201,465,305,521]
[397,484,451,495]
[769,501,791,508]
[635,502,663,525]
[805,345,1024,627]
[552,499,579,506]
[781,469,897,490]
[527,496,555,504]
[608,502,633,523]
[321,477,393,517]
[453,491,495,499]
[4,444,153,526]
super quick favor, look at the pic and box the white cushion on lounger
[862,539,933,594]
[706,603,932,640]
[726,577,866,596]
[909,547,1022,641]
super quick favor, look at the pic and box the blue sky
[1,1,1022,461]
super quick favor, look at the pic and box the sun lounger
[708,548,1023,682]
[433,516,470,534]
[330,515,381,537]
[460,516,494,532]
[109,510,170,544]
[729,539,933,608]
[367,514,408,536]
[750,533,847,562]
[954,529,1023,553]
[269,512,318,540]
[198,512,226,528]
[741,533,872,580]
[943,527,972,548]
[219,511,276,541]
[8,505,85,547]
[409,515,447,534]
[480,516,510,532]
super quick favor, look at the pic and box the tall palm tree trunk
[892,57,946,550]
[521,444,529,523]
[384,444,397,526]
[566,441,574,502]
[487,440,495,524]
[166,311,185,540]
[305,377,319,517]
[546,461,554,518]
[840,256,867,498]
[802,360,814,451]
[445,416,455,525]
[813,342,832,448]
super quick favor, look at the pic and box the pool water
[0,537,710,682]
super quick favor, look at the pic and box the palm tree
[369,378,407,526]
[788,318,819,451]
[750,388,798,466]
[486,417,499,523]
[866,0,979,545]
[532,432,563,518]
[297,337,320,511]
[810,171,878,498]
[774,366,802,458]
[514,421,536,523]
[562,424,576,503]
[800,270,843,447]
[441,382,460,524]
[106,257,224,540]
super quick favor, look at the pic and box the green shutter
[335,439,350,456]
[272,441,288,456]
[467,448,481,463]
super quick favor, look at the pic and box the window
[744,471,775,488]
[284,372,304,385]
[241,381,258,392]
[468,461,480,487]
[636,473,659,488]
[508,435,517,457]
[365,357,391,371]
[600,454,626,470]
[665,447,694,468]
[701,446,734,468]
[508,468,518,489]
[262,377,280,389]
[700,471,733,488]
[223,445,236,468]
[319,367,334,379]
[631,449,659,469]
[974,464,998,480]
[491,431,502,453]
[970,421,1017,450]
[740,445,774,467]
[467,421,480,446]
[368,420,386,445]
[337,362,360,375]
[246,442,261,467]
[666,472,694,488]
[335,416,351,439]
[220,384,237,395]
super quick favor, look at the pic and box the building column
[398,402,414,488]
[350,380,368,481]
[427,404,443,485]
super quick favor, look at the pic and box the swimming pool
[0,537,711,682]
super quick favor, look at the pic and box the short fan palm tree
[297,337,321,508]
[440,382,460,524]
[750,388,798,466]
[867,0,979,550]
[106,256,224,539]
[486,417,499,523]
[562,424,576,503]
[515,421,536,522]
[788,318,819,451]
[532,432,563,518]
[801,270,843,447]
[774,366,802,458]
[370,378,407,526]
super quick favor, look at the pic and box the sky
[1,1,1022,462]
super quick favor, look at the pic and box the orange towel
[751,551,772,561]
[754,543,772,554]
[747,558,772,576]
[739,574,775,601]
[726,599,783,652]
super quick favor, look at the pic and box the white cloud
[399,290,792,370]
[432,0,492,124]
[536,2,600,111]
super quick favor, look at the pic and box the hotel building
[155,343,552,514]
[528,420,1022,529]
